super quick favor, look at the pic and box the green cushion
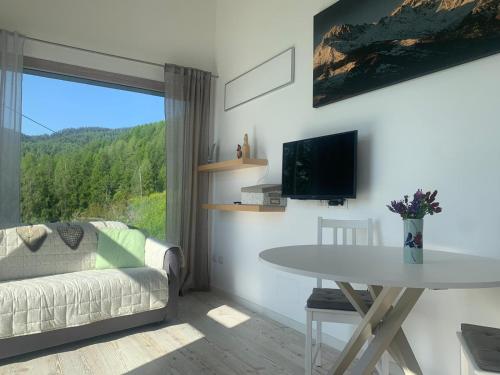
[95,228,146,269]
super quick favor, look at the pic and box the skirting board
[211,286,402,374]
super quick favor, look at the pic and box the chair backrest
[316,217,373,288]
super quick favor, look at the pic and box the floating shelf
[202,203,285,212]
[198,158,268,172]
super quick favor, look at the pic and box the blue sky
[22,73,164,136]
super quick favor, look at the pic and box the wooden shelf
[198,158,268,172]
[202,204,285,212]
[199,158,281,213]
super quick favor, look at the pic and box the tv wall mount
[328,198,346,206]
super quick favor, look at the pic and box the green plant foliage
[129,192,166,240]
[21,121,166,239]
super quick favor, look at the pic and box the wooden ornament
[242,133,250,158]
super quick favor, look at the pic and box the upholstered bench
[459,323,500,374]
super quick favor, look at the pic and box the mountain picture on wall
[313,0,500,107]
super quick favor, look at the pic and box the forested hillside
[21,121,166,239]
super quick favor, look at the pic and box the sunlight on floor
[125,323,205,373]
[163,322,205,347]
[206,304,251,328]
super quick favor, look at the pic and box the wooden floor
[0,291,363,375]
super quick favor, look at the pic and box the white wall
[0,0,216,80]
[212,1,500,374]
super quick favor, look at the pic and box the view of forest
[21,121,166,239]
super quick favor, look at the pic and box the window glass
[21,73,166,239]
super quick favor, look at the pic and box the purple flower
[387,189,443,219]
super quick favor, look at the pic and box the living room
[1,1,500,374]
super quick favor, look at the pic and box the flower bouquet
[387,189,442,264]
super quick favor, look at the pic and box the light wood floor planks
[0,292,363,375]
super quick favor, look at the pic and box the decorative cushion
[16,226,47,252]
[95,228,146,269]
[57,223,84,250]
[462,323,500,372]
[307,288,373,311]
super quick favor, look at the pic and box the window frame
[23,56,164,97]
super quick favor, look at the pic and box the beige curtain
[164,64,212,292]
[0,30,24,228]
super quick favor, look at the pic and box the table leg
[388,329,422,375]
[350,288,424,375]
[368,286,423,375]
[329,286,403,374]
[338,283,423,375]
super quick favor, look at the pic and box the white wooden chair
[458,324,500,374]
[305,217,389,375]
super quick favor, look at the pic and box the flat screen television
[282,130,357,201]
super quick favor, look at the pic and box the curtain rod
[25,35,219,78]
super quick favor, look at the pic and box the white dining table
[259,245,500,375]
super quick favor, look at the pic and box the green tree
[21,121,167,238]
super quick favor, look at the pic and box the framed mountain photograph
[313,0,500,107]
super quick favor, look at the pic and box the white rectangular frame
[224,47,295,111]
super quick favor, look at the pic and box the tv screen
[282,130,357,200]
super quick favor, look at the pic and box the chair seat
[306,288,373,311]
[462,323,500,373]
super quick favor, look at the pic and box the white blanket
[0,267,168,339]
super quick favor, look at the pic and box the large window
[21,73,166,239]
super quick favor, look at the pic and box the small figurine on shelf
[242,133,250,159]
[236,144,242,159]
